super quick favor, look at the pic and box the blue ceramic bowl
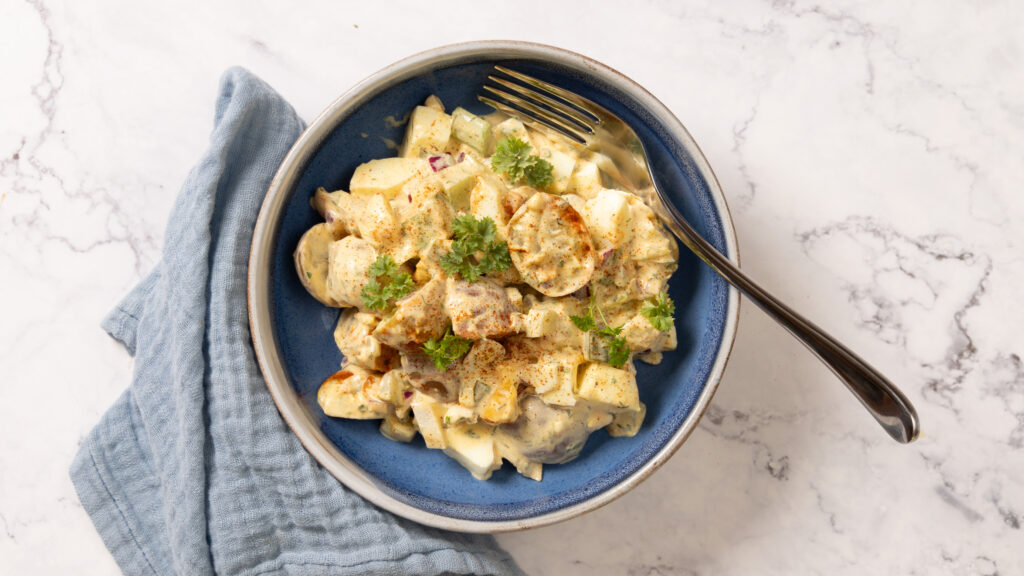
[249,41,739,532]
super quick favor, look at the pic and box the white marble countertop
[2,1,1022,574]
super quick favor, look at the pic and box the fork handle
[658,196,920,443]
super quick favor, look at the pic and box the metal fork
[480,66,920,444]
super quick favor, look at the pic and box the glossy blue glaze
[270,59,729,521]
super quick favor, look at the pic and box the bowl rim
[248,40,740,533]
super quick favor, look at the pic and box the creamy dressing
[296,96,680,481]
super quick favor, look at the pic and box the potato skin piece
[312,188,363,237]
[445,278,517,340]
[294,223,342,307]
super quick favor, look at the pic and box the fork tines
[479,66,600,145]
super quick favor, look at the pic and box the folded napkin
[70,67,522,576]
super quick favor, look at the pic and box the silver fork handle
[655,189,921,443]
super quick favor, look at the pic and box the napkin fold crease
[70,67,522,576]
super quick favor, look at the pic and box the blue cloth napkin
[70,67,523,576]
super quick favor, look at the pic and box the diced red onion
[457,152,466,163]
[403,391,412,399]
[428,154,452,172]
[601,249,614,265]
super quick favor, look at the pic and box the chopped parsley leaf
[491,137,554,188]
[640,292,675,332]
[360,255,415,311]
[422,327,472,371]
[440,215,511,282]
[572,292,630,368]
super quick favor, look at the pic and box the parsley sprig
[491,137,554,189]
[360,255,415,311]
[640,292,675,332]
[569,311,596,333]
[570,293,631,368]
[598,326,631,369]
[422,327,472,370]
[440,215,512,282]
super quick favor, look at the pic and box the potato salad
[294,94,680,481]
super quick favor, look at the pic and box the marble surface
[2,0,1022,574]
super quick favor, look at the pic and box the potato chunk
[575,362,640,413]
[333,310,394,371]
[469,177,510,237]
[356,194,402,250]
[445,278,517,340]
[454,339,506,407]
[312,188,364,237]
[493,117,531,144]
[568,160,602,197]
[350,157,430,199]
[529,131,577,193]
[533,351,584,407]
[620,314,677,354]
[373,276,448,347]
[410,391,448,449]
[325,236,377,309]
[393,177,454,256]
[585,189,633,250]
[318,366,388,419]
[443,424,501,480]
[400,105,453,158]
[606,402,646,438]
[475,378,520,425]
